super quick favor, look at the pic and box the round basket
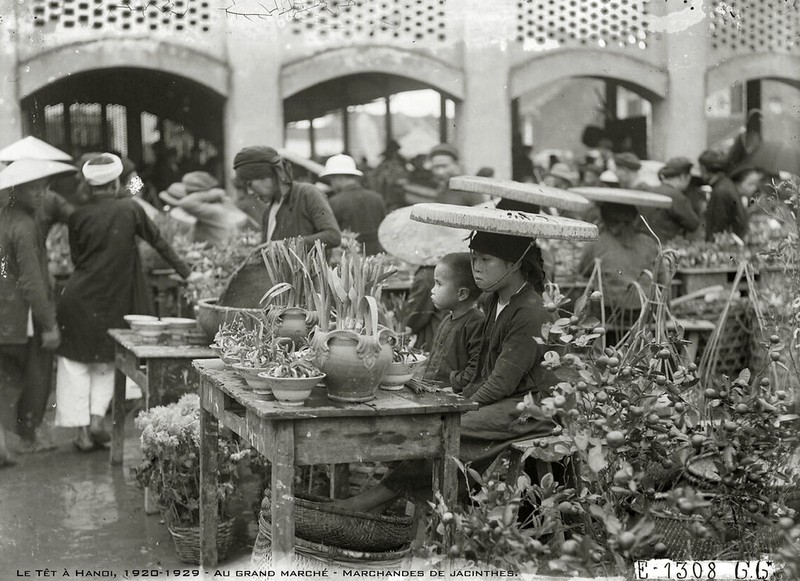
[261,491,412,552]
[196,298,262,339]
[255,510,409,569]
[686,452,800,499]
[167,517,236,565]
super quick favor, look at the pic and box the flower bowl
[260,373,325,407]
[209,346,239,368]
[380,355,427,390]
[231,363,273,394]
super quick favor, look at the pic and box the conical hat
[0,159,77,190]
[449,176,589,212]
[410,203,598,241]
[569,187,672,208]
[378,205,470,266]
[0,136,72,162]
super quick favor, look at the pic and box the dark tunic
[643,183,701,242]
[327,183,387,255]
[422,307,485,390]
[57,196,191,363]
[262,182,342,248]
[706,174,749,241]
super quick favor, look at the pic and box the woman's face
[736,172,761,199]
[470,251,513,291]
[246,175,279,204]
[13,178,47,212]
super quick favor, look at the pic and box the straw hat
[0,159,77,190]
[410,203,598,241]
[0,136,72,163]
[569,186,672,208]
[319,154,363,178]
[378,205,470,266]
[449,176,589,212]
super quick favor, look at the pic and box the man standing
[0,160,72,465]
[699,149,749,241]
[367,140,408,212]
[644,157,702,242]
[428,143,483,206]
[320,155,387,255]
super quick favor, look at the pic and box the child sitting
[422,253,484,391]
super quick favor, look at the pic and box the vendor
[644,157,701,242]
[335,205,597,511]
[699,149,749,241]
[233,146,341,248]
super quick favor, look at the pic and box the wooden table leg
[331,463,350,499]
[433,414,460,549]
[271,422,296,570]
[110,365,127,466]
[200,398,220,567]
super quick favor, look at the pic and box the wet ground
[0,402,258,577]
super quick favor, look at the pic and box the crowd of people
[0,123,780,474]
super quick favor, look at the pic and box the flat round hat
[0,159,77,190]
[569,186,672,208]
[0,136,72,162]
[410,203,598,241]
[378,205,470,266]
[449,176,589,212]
[277,149,326,176]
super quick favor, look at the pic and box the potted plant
[133,394,246,564]
[259,340,325,407]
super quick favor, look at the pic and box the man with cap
[613,152,645,190]
[699,149,749,241]
[428,143,484,206]
[643,157,702,242]
[159,171,254,247]
[233,146,341,248]
[320,154,386,255]
[544,162,579,191]
[0,159,74,465]
[55,153,198,452]
[366,140,408,212]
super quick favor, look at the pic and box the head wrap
[429,143,460,161]
[82,153,123,186]
[469,230,538,265]
[698,149,728,173]
[614,152,642,171]
[182,171,219,193]
[233,146,294,186]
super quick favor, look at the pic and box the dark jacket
[263,182,341,248]
[328,183,387,255]
[0,205,58,344]
[644,183,701,241]
[423,307,485,390]
[35,189,74,243]
[706,174,748,241]
[462,284,557,406]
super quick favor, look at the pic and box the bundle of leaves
[261,337,321,379]
[211,314,272,367]
[133,394,246,526]
[261,237,325,311]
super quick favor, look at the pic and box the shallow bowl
[231,364,272,391]
[260,373,325,407]
[381,355,427,390]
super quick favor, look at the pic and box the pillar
[224,17,284,185]
[0,0,22,150]
[126,105,143,166]
[651,5,708,161]
[457,0,514,179]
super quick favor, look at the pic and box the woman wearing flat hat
[55,154,199,451]
[233,146,341,248]
[0,159,76,465]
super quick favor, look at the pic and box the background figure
[429,143,483,206]
[405,265,443,352]
[699,149,749,241]
[55,154,196,451]
[407,154,436,188]
[644,157,701,242]
[543,162,578,190]
[732,167,763,213]
[366,140,408,212]
[612,152,645,189]
[320,154,386,255]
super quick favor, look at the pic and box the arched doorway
[21,67,226,189]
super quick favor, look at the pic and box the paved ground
[0,403,258,577]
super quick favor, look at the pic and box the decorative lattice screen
[107,104,129,157]
[32,0,213,33]
[515,0,650,49]
[709,0,799,54]
[287,0,447,42]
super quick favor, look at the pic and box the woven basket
[195,298,262,339]
[261,491,412,552]
[254,510,409,570]
[631,495,782,560]
[686,452,800,500]
[167,517,236,564]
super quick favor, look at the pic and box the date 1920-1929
[634,559,777,580]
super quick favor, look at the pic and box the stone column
[651,4,709,161]
[223,14,284,181]
[456,0,514,179]
[0,0,23,149]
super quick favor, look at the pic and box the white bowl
[132,320,169,336]
[232,364,272,392]
[160,317,198,332]
[261,373,325,407]
[381,355,427,390]
[124,314,159,331]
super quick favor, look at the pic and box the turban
[429,143,460,161]
[469,230,541,267]
[233,146,293,186]
[83,153,123,186]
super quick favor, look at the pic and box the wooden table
[108,329,216,466]
[194,359,477,568]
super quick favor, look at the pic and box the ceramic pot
[267,306,312,342]
[380,354,427,391]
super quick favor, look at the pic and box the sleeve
[464,307,546,406]
[670,194,701,232]
[405,267,436,334]
[302,187,342,248]
[12,225,57,331]
[132,203,192,279]
[450,313,485,391]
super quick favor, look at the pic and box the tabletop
[108,328,215,359]
[193,359,477,420]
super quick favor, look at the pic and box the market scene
[1,0,799,578]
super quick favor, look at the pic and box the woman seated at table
[335,230,558,512]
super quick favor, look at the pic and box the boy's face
[470,251,513,292]
[431,263,462,311]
